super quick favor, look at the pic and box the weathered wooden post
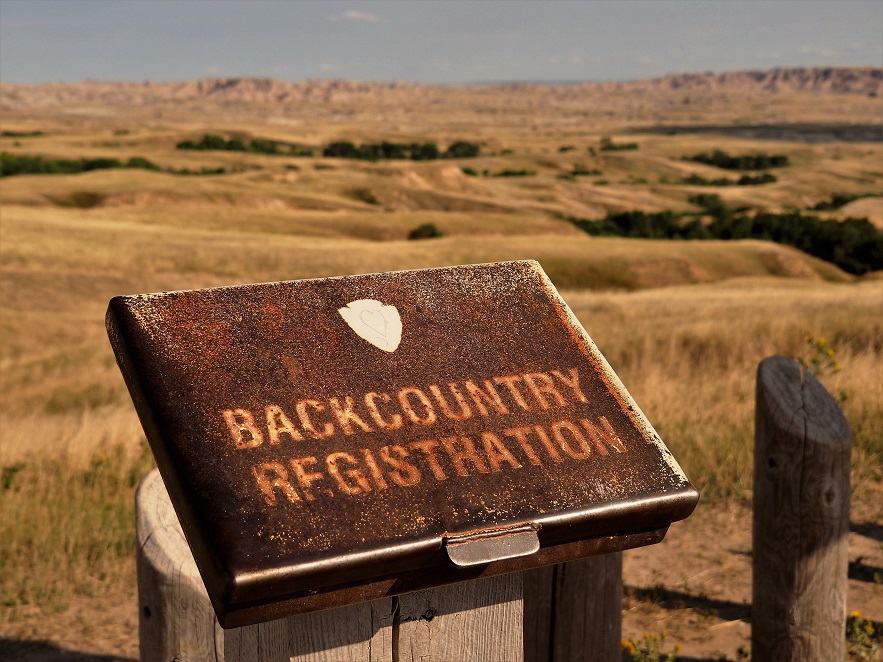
[136,469,223,661]
[112,261,698,660]
[137,467,523,661]
[753,356,851,661]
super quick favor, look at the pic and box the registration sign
[107,260,698,628]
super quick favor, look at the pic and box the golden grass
[565,278,883,499]
[1,90,881,638]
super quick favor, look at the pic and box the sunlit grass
[1,104,881,641]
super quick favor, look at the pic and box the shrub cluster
[1,130,45,138]
[177,134,312,156]
[491,168,536,177]
[564,195,882,275]
[1,153,227,177]
[683,149,789,170]
[683,172,777,186]
[407,223,443,240]
[556,165,603,181]
[322,140,479,161]
[599,137,639,151]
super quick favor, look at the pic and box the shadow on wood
[523,553,622,662]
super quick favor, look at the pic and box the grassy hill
[1,69,881,657]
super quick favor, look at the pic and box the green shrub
[572,164,602,176]
[737,172,777,185]
[125,156,161,171]
[177,133,313,157]
[407,223,442,240]
[682,172,777,186]
[409,142,440,161]
[321,140,475,161]
[1,130,44,137]
[461,167,478,176]
[1,152,162,177]
[566,198,883,275]
[600,137,639,151]
[324,141,361,159]
[491,168,536,177]
[443,141,480,158]
[683,149,789,170]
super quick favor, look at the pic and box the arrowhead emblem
[338,299,402,352]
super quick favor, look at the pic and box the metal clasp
[444,524,540,567]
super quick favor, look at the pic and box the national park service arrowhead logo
[338,299,402,352]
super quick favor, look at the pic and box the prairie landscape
[0,67,881,660]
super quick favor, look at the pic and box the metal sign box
[107,260,698,628]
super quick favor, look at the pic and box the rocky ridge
[1,67,879,110]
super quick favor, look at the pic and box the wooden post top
[108,260,698,627]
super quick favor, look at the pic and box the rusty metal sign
[107,260,698,628]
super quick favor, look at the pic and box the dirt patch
[0,590,139,661]
[623,489,883,660]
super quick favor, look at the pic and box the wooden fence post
[753,356,851,661]
[136,469,223,661]
[136,468,524,661]
[523,554,622,662]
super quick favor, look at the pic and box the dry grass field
[1,70,881,660]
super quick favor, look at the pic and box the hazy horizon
[1,0,881,86]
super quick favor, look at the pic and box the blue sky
[1,0,880,84]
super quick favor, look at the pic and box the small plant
[797,336,841,377]
[461,167,478,176]
[491,168,536,177]
[1,463,26,491]
[622,632,680,661]
[407,223,442,240]
[847,610,880,660]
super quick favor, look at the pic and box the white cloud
[337,10,382,23]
